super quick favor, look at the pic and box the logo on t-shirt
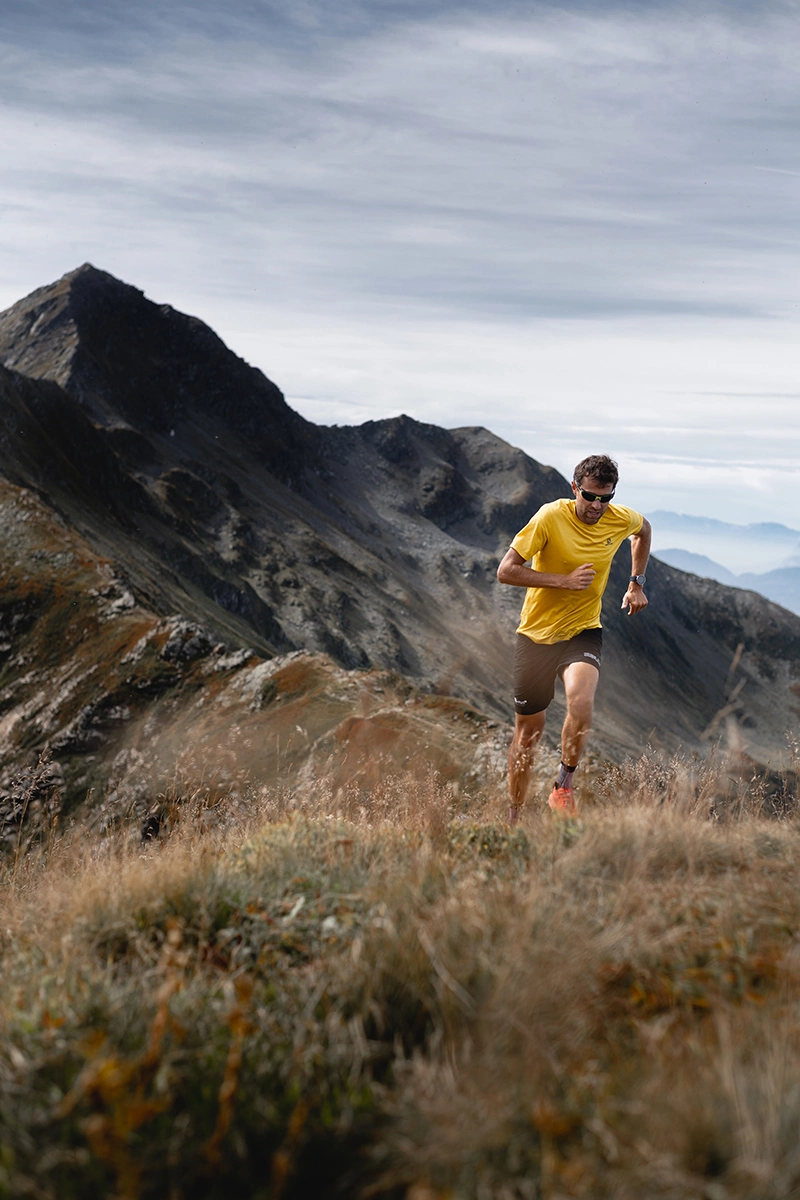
[605,537,613,545]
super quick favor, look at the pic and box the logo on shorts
[583,652,600,663]
[514,697,526,704]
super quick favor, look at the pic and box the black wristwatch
[629,574,646,586]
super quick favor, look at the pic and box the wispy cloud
[1,1,799,520]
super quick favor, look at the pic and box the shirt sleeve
[624,507,644,536]
[510,507,550,562]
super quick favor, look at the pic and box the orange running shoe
[547,786,577,815]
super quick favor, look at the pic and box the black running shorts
[513,628,603,716]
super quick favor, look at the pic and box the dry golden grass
[1,752,799,1199]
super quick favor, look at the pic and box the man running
[496,454,651,819]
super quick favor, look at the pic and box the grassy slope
[0,476,517,825]
[1,759,800,1200]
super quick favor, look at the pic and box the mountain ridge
[0,265,798,790]
[657,546,800,619]
[0,263,316,481]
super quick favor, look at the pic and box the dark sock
[555,762,577,790]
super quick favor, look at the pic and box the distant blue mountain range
[651,526,800,618]
[648,512,800,541]
[647,510,800,576]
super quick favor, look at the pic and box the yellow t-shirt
[510,498,643,644]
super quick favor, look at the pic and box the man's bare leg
[507,711,546,822]
[558,661,600,787]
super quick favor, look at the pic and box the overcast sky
[2,0,800,527]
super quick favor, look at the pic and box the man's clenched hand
[621,585,648,615]
[564,563,596,590]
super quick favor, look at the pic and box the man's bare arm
[497,547,597,591]
[621,517,652,615]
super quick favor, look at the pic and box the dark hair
[573,454,619,488]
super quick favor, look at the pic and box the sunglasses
[574,484,615,504]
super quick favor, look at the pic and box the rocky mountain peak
[0,263,132,385]
[0,265,315,475]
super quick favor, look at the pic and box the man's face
[572,475,615,525]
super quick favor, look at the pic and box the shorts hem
[512,628,603,716]
[513,702,550,716]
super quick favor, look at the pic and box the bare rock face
[0,264,312,472]
[0,263,798,796]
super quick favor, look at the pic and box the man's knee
[564,697,594,731]
[562,664,598,718]
[513,712,546,748]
